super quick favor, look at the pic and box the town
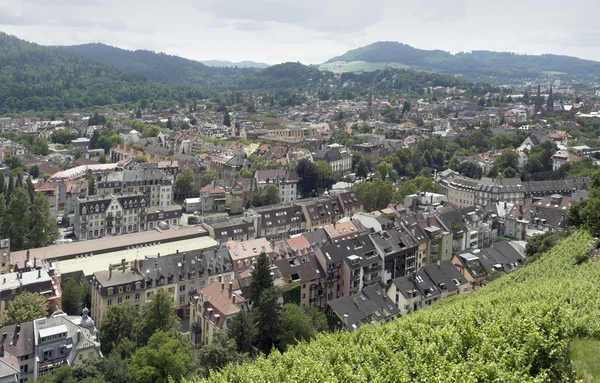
[0,73,597,382]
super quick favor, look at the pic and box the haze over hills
[322,41,600,82]
[201,60,269,69]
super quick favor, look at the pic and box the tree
[354,181,394,212]
[31,137,50,155]
[98,302,143,355]
[251,252,273,304]
[88,174,96,196]
[227,311,257,354]
[29,164,40,179]
[129,331,192,383]
[315,160,335,191]
[5,292,47,324]
[143,288,179,340]
[200,170,219,188]
[375,162,398,182]
[252,286,282,354]
[175,168,195,197]
[15,172,23,188]
[98,154,108,164]
[6,188,30,250]
[27,192,59,248]
[296,159,319,197]
[223,112,231,127]
[277,304,318,351]
[491,150,520,177]
[355,159,369,179]
[166,118,173,130]
[0,174,4,195]
[196,331,244,377]
[50,130,75,144]
[90,130,100,149]
[61,278,86,315]
[456,161,483,179]
[136,109,142,119]
[251,184,280,207]
[133,155,148,163]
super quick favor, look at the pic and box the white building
[253,170,299,204]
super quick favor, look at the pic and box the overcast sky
[0,0,597,64]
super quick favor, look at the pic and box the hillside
[0,33,207,114]
[324,41,600,82]
[189,231,600,382]
[60,43,258,86]
[201,60,269,69]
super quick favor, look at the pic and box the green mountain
[0,33,207,114]
[60,43,258,86]
[201,60,269,69]
[192,230,600,382]
[324,41,600,82]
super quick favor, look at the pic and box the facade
[273,255,326,308]
[369,226,419,284]
[315,235,384,301]
[97,169,173,208]
[189,280,246,348]
[74,193,182,241]
[253,170,299,204]
[91,248,232,327]
[246,204,306,242]
[225,238,275,277]
[201,218,257,244]
[504,195,574,239]
[313,148,353,180]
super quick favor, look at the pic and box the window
[107,299,112,307]
[126,285,131,292]
[179,285,186,292]
[118,286,123,293]
[125,295,130,300]
[117,297,123,304]
[134,293,140,301]
[179,296,185,305]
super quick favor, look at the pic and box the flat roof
[11,226,208,264]
[55,236,219,276]
[38,324,68,339]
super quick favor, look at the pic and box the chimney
[228,282,233,298]
[437,260,440,267]
[0,344,4,358]
[176,249,179,254]
[15,323,20,334]
[232,295,236,304]
[221,282,225,292]
[157,253,160,258]
[139,260,143,271]
[218,275,222,283]
[109,267,112,279]
[76,330,81,343]
[38,269,41,279]
[26,250,29,262]
[133,259,138,272]
[121,258,126,271]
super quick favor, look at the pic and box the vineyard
[188,231,600,382]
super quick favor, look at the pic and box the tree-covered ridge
[190,231,600,382]
[0,33,207,114]
[327,41,600,81]
[60,43,258,86]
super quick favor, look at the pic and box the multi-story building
[246,204,306,242]
[0,262,61,326]
[315,235,384,300]
[0,310,101,382]
[91,248,232,327]
[189,279,247,348]
[200,184,227,213]
[225,238,275,277]
[254,170,299,204]
[294,197,344,231]
[74,193,181,241]
[369,227,419,284]
[273,255,326,308]
[332,190,365,217]
[97,168,173,208]
[504,195,573,239]
[201,218,257,244]
[313,147,352,180]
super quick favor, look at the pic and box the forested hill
[326,41,600,82]
[0,33,208,114]
[190,230,600,382]
[60,43,258,86]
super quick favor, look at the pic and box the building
[199,184,227,213]
[273,255,325,308]
[0,311,101,382]
[369,227,419,284]
[91,247,232,327]
[246,204,306,242]
[451,241,526,289]
[294,197,344,231]
[313,148,353,180]
[185,198,201,214]
[504,195,574,239]
[97,168,173,208]
[74,193,182,241]
[323,221,360,242]
[326,283,399,332]
[254,170,299,204]
[552,150,579,171]
[331,190,364,217]
[315,235,383,300]
[201,218,257,244]
[189,279,246,347]
[225,238,275,277]
[0,263,61,326]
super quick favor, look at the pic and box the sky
[0,0,597,65]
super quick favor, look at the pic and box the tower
[546,85,554,115]
[534,84,542,115]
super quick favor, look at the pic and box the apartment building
[253,170,299,204]
[91,248,233,327]
[272,255,326,308]
[189,279,246,347]
[225,238,275,277]
[74,193,182,241]
[97,168,173,208]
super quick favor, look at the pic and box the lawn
[571,339,600,382]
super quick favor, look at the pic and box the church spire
[547,85,554,114]
[534,84,542,115]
